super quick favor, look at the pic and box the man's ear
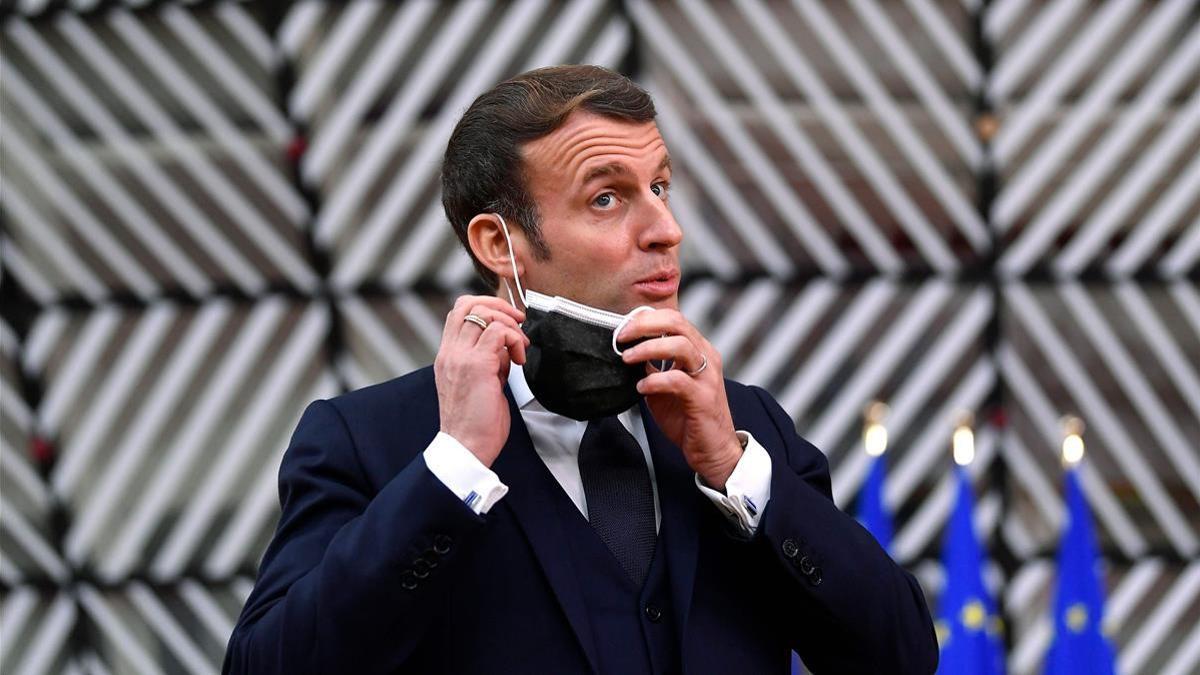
[466,213,523,283]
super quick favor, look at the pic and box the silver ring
[463,314,488,330]
[688,354,708,376]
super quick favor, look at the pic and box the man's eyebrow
[581,156,673,184]
[581,163,629,184]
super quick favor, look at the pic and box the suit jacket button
[781,538,799,559]
[644,604,663,623]
[808,569,823,587]
[798,555,815,575]
[401,571,419,590]
[433,534,453,555]
[413,559,432,578]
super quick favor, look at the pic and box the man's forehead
[522,111,668,183]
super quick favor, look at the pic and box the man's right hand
[434,295,528,467]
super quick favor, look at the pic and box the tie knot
[584,414,624,436]
[580,416,641,463]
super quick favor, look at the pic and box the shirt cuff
[423,432,509,514]
[695,431,773,536]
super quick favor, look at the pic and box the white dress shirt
[423,364,773,535]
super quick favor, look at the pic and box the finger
[620,335,704,372]
[446,297,526,345]
[456,306,526,346]
[444,296,469,337]
[472,307,523,334]
[445,295,526,333]
[476,322,528,366]
[465,295,526,324]
[636,369,697,397]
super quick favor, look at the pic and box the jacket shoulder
[327,365,437,416]
[722,377,773,415]
[722,378,818,453]
[318,366,441,480]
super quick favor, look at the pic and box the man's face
[517,110,683,314]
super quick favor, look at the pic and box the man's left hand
[617,309,743,491]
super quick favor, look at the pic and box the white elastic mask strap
[496,214,527,309]
[612,306,656,356]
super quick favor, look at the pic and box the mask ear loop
[612,306,656,356]
[495,214,527,310]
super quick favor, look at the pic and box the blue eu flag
[859,454,893,553]
[1044,467,1115,675]
[937,467,1004,674]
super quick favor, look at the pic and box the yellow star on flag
[961,599,986,631]
[1066,603,1089,633]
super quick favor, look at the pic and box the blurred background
[1,0,1197,673]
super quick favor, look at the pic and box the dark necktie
[578,415,657,586]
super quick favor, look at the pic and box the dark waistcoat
[548,474,681,675]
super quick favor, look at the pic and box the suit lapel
[490,388,600,674]
[639,399,700,639]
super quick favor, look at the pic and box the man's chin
[621,293,678,313]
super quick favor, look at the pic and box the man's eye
[593,193,616,208]
[651,182,670,198]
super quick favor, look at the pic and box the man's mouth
[633,269,680,299]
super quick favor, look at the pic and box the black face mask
[494,213,664,421]
[520,291,654,421]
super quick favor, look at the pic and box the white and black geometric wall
[1,1,1197,673]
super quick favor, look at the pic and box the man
[225,65,937,674]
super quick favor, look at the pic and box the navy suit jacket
[224,366,937,674]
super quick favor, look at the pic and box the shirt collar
[508,363,537,410]
[507,363,639,419]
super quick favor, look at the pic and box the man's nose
[638,198,683,251]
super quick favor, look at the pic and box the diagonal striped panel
[0,588,76,674]
[684,279,998,570]
[0,315,69,588]
[631,0,987,277]
[276,0,641,290]
[0,2,312,302]
[987,0,1200,278]
[335,290,448,392]
[19,299,338,583]
[1000,282,1200,562]
[0,579,255,675]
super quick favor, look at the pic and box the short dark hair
[441,65,657,289]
